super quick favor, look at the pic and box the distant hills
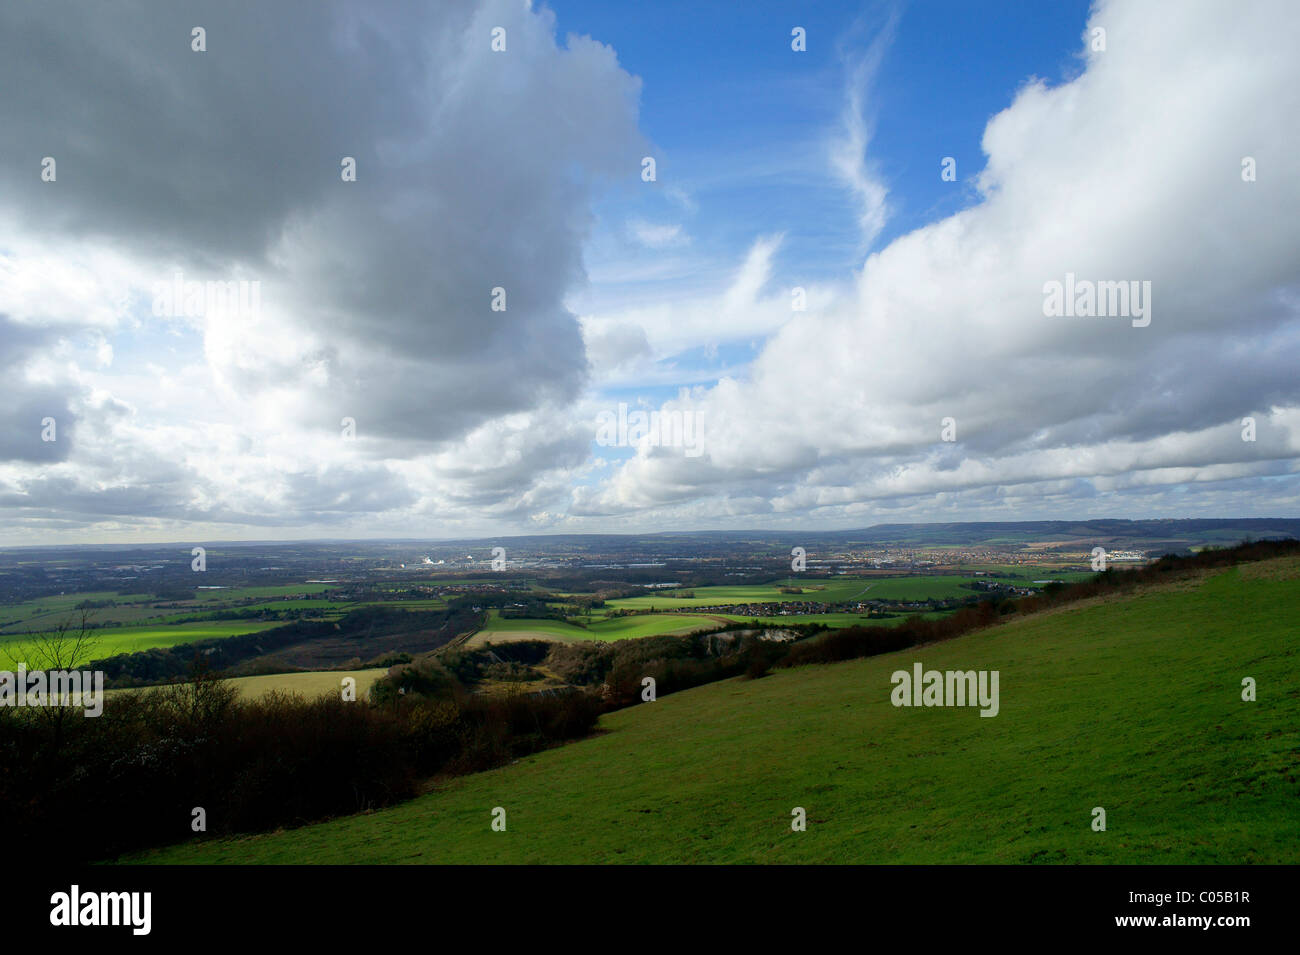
[3,518,1298,556]
[814,518,1300,548]
[437,518,1300,551]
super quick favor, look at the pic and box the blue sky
[559,0,1094,282]
[1,0,1297,543]
[560,0,1097,476]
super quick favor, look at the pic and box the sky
[1,0,1298,545]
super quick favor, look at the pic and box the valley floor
[127,559,1300,864]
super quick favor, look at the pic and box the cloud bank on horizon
[1,0,1298,544]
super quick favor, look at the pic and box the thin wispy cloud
[629,220,687,248]
[829,11,898,250]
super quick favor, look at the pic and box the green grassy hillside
[129,559,1300,864]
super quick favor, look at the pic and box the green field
[0,577,452,661]
[211,599,342,613]
[223,669,388,701]
[399,577,514,587]
[0,591,158,631]
[603,574,1054,612]
[363,598,447,610]
[134,557,1300,864]
[158,597,444,623]
[0,584,338,633]
[942,565,1097,583]
[475,610,723,643]
[717,611,952,628]
[192,584,335,600]
[604,580,866,611]
[0,619,288,663]
[583,614,725,639]
[107,668,389,702]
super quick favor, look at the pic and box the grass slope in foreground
[135,559,1300,864]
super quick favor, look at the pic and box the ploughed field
[131,558,1300,864]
